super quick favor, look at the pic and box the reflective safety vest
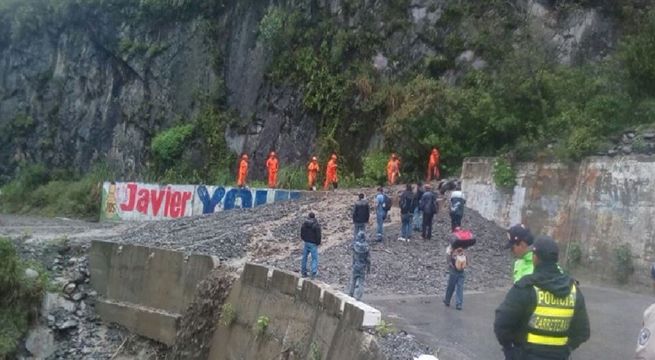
[526,285,577,346]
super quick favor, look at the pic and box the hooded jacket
[494,262,590,359]
[449,191,466,217]
[420,191,438,215]
[352,231,371,275]
[400,189,415,215]
[352,199,370,223]
[300,218,322,245]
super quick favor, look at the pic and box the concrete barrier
[89,240,218,345]
[100,181,303,221]
[207,263,383,360]
[461,156,655,284]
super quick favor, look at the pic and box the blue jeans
[413,208,422,231]
[401,213,412,238]
[376,210,386,241]
[450,213,463,231]
[301,242,318,277]
[444,268,465,308]
[353,223,366,241]
[349,271,366,300]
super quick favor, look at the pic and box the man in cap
[506,224,535,283]
[494,236,590,360]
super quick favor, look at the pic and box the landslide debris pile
[269,204,511,296]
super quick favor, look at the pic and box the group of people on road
[297,179,596,359]
[235,147,442,191]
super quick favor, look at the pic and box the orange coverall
[324,155,338,190]
[307,158,320,190]
[237,156,249,187]
[427,148,440,181]
[387,155,400,185]
[266,154,279,188]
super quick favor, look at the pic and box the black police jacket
[494,262,590,359]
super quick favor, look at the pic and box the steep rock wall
[0,0,618,180]
[461,156,655,285]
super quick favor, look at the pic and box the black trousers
[422,212,434,239]
[450,213,462,231]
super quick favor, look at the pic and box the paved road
[369,285,653,360]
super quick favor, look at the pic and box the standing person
[352,193,370,241]
[266,151,279,188]
[300,212,322,279]
[349,230,371,301]
[443,243,467,310]
[494,236,590,360]
[387,153,401,185]
[324,154,338,190]
[419,184,438,240]
[375,187,388,242]
[307,156,320,191]
[427,147,440,181]
[413,181,424,232]
[236,153,249,188]
[635,264,655,359]
[449,186,466,231]
[399,184,414,241]
[506,224,535,283]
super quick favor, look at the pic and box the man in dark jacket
[494,236,590,360]
[352,193,370,241]
[300,212,322,279]
[399,184,414,241]
[419,184,438,240]
[413,181,424,232]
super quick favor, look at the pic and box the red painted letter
[179,191,192,217]
[150,189,165,216]
[120,183,137,211]
[170,192,182,218]
[136,188,150,214]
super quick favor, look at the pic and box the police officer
[494,236,590,360]
[506,224,535,283]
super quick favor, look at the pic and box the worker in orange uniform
[324,154,338,190]
[266,151,279,188]
[237,153,249,188]
[387,153,401,185]
[427,147,440,181]
[307,156,320,191]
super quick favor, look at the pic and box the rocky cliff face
[0,0,619,181]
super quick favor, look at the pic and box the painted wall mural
[101,182,302,221]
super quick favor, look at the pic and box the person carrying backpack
[444,243,467,310]
[419,184,438,240]
[399,184,414,241]
[449,186,466,231]
[352,193,370,241]
[375,187,391,242]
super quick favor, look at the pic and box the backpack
[455,252,467,271]
[451,228,476,249]
[383,194,392,212]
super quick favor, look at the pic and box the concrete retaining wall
[461,156,655,283]
[89,240,219,345]
[208,263,384,360]
[100,181,302,221]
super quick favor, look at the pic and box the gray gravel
[374,330,436,360]
[268,206,512,296]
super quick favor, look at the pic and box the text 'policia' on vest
[527,285,577,346]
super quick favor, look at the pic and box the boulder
[25,326,57,359]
